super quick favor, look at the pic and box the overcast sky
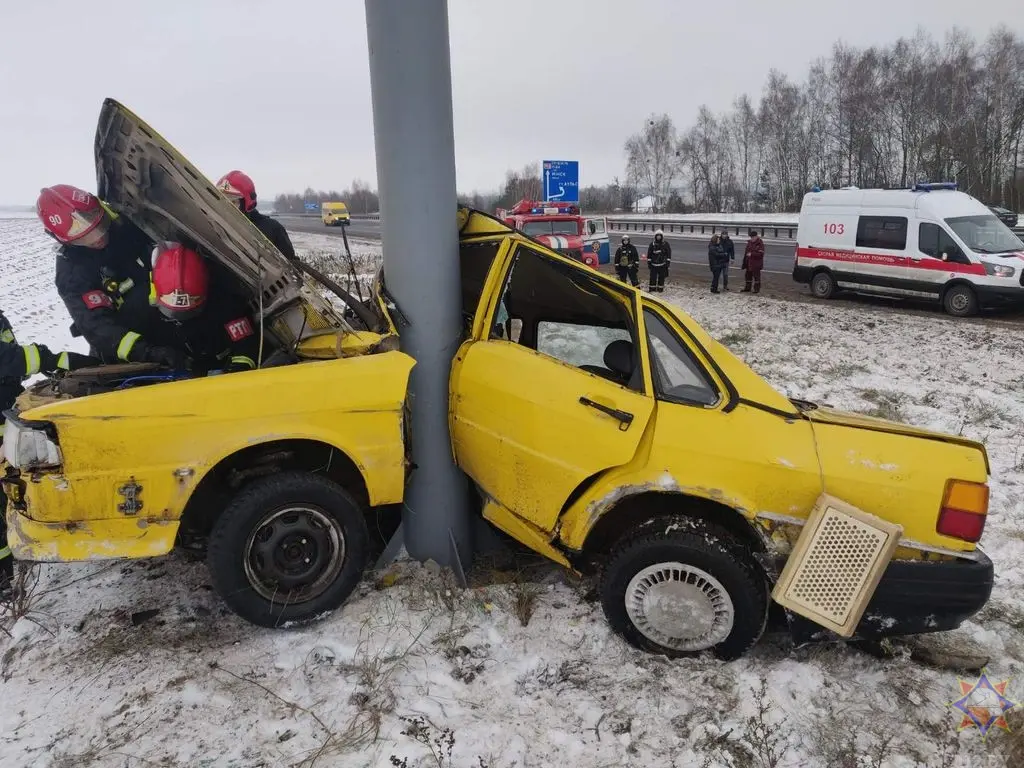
[1,0,1021,205]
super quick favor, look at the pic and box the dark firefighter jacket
[248,210,297,262]
[647,239,671,268]
[614,244,640,269]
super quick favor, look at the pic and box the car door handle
[579,396,634,430]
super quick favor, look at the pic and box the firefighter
[647,230,671,292]
[39,185,187,369]
[0,310,97,593]
[613,235,640,287]
[150,242,261,374]
[216,171,298,262]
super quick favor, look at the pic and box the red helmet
[36,185,110,247]
[151,242,209,320]
[216,171,257,213]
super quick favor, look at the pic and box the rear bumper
[793,264,812,284]
[783,550,993,641]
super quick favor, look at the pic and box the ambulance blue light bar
[912,182,958,192]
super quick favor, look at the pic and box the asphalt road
[278,214,1024,326]
[275,215,797,273]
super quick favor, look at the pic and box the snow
[3,215,1024,767]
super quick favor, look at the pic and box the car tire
[207,471,370,628]
[943,284,979,317]
[599,517,768,660]
[810,270,837,299]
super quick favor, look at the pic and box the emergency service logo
[947,669,1017,741]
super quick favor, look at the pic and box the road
[275,215,797,273]
[278,214,1024,326]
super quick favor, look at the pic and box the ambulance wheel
[810,270,837,299]
[943,284,978,317]
[599,517,768,660]
[207,471,370,628]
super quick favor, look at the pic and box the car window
[918,223,971,264]
[644,309,718,406]
[537,322,630,368]
[492,244,641,390]
[945,214,1023,254]
[856,216,907,251]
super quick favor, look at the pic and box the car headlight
[2,418,62,470]
[983,263,1015,278]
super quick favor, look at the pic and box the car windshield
[522,220,578,236]
[945,215,1023,254]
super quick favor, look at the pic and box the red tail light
[936,480,989,543]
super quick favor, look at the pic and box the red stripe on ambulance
[796,247,986,276]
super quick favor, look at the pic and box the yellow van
[322,201,350,226]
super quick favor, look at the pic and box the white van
[792,183,1024,316]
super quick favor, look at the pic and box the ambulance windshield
[945,215,1023,255]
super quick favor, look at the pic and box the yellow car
[1,101,994,659]
[322,201,350,226]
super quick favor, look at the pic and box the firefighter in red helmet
[39,184,186,369]
[216,171,298,262]
[149,242,261,374]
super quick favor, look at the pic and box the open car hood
[94,98,354,348]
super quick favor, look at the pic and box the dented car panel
[7,351,415,561]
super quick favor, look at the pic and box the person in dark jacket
[0,309,97,592]
[38,185,187,369]
[719,231,736,290]
[708,234,729,293]
[742,229,765,293]
[647,230,671,292]
[613,235,640,286]
[216,171,298,262]
[150,242,263,374]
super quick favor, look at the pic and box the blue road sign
[304,201,320,211]
[543,160,579,203]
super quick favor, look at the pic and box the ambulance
[792,183,1024,316]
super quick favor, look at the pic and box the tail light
[936,479,989,543]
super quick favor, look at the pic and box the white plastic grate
[772,495,902,637]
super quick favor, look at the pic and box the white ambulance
[792,182,1024,316]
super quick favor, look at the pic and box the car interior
[458,240,643,392]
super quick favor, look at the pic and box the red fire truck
[495,200,609,268]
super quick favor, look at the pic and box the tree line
[627,27,1024,213]
[272,180,379,214]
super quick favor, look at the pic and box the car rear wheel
[207,471,369,628]
[599,518,768,660]
[943,284,979,317]
[810,270,837,299]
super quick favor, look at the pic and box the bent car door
[450,241,654,536]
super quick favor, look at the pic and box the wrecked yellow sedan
[2,101,993,660]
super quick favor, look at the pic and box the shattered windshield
[945,215,1023,255]
[522,220,579,236]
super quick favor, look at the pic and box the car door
[584,216,610,264]
[450,241,655,534]
[911,222,976,298]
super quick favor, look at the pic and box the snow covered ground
[2,216,1024,767]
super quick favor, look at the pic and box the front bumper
[784,550,993,642]
[974,283,1024,307]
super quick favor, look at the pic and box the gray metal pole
[364,0,472,578]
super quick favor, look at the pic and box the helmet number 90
[48,214,63,226]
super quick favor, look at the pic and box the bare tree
[625,114,681,213]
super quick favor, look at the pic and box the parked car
[989,205,1019,229]
[1,100,994,660]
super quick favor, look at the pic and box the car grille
[567,249,582,262]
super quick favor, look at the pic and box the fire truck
[495,200,609,268]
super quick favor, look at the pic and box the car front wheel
[207,471,369,628]
[599,518,768,660]
[943,284,978,317]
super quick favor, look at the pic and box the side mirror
[588,221,596,235]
